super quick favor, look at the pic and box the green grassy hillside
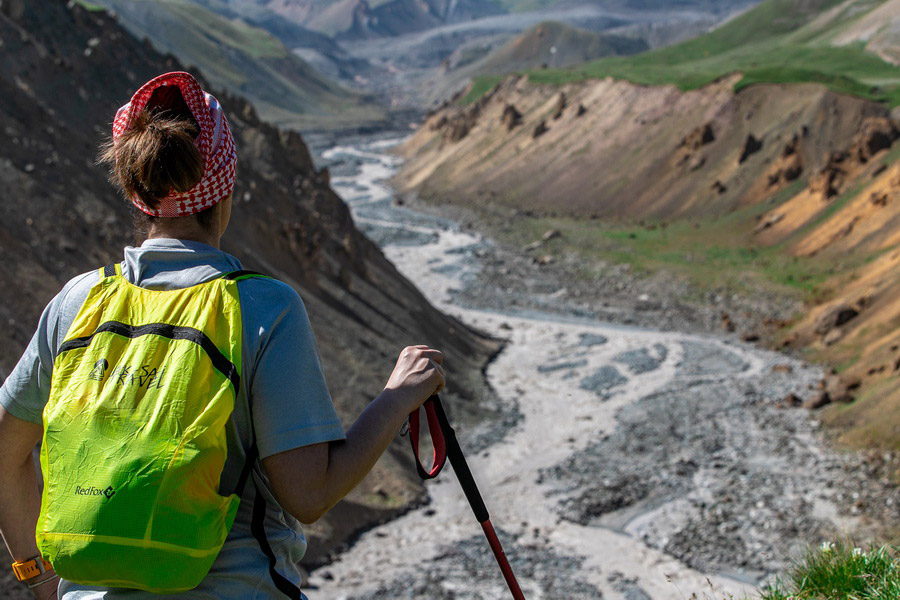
[468,0,900,106]
[89,0,386,130]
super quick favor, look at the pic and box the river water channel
[306,138,895,600]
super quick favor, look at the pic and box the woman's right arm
[262,345,445,523]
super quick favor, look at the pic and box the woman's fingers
[431,360,446,394]
[411,346,443,365]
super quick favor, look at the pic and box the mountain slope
[422,20,648,112]
[0,0,497,575]
[88,0,387,130]
[797,0,900,64]
[494,0,753,12]
[240,0,505,38]
[464,0,900,107]
[464,20,648,73]
[395,20,900,451]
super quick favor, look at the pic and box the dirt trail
[308,139,898,600]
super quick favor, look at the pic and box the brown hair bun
[100,110,204,210]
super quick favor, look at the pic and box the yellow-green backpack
[37,264,266,592]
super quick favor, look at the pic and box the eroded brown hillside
[0,0,499,587]
[397,74,899,451]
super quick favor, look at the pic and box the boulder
[765,152,803,187]
[778,393,802,408]
[738,134,763,164]
[679,123,715,150]
[720,312,735,333]
[850,117,899,163]
[533,120,548,139]
[445,117,472,142]
[501,104,522,131]
[815,304,859,335]
[552,93,567,120]
[823,328,844,346]
[808,151,847,199]
[802,391,831,410]
[870,191,890,207]
[824,374,861,403]
[753,212,784,234]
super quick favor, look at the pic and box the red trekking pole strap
[408,397,448,479]
[407,396,526,600]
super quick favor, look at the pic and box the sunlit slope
[470,0,900,106]
[89,0,386,130]
[397,75,900,449]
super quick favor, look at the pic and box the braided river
[306,137,896,600]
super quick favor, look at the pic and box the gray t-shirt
[0,239,347,599]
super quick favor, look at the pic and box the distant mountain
[188,0,375,82]
[495,0,754,15]
[229,0,506,38]
[421,20,647,106]
[192,0,346,53]
[460,20,648,73]
[793,0,900,65]
[89,0,387,130]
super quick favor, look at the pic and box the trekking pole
[406,395,525,600]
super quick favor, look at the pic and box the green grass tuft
[73,0,107,11]
[460,75,505,105]
[758,542,900,600]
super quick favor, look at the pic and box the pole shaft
[481,520,526,600]
[431,397,525,599]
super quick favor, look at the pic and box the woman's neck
[143,195,230,248]
[145,219,220,248]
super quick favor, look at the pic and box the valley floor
[307,139,898,599]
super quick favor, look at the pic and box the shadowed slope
[0,0,499,579]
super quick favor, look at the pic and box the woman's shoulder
[55,268,105,318]
[233,274,307,314]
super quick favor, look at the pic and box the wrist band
[11,555,53,581]
[27,573,59,589]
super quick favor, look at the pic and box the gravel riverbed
[307,138,898,600]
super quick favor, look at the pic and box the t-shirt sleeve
[0,272,95,424]
[241,279,346,459]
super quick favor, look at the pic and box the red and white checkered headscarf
[112,71,237,218]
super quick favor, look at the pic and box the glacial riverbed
[306,138,897,600]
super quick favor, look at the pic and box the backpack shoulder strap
[223,267,303,598]
[222,270,271,282]
[100,263,122,278]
